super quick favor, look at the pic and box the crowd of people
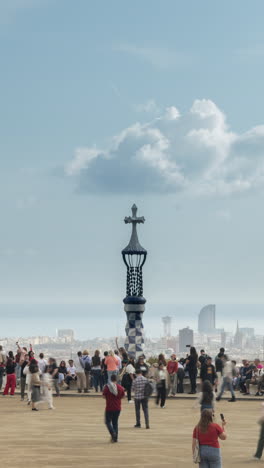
[1,343,264,466]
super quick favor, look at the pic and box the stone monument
[122,204,147,358]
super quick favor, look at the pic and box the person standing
[253,403,264,460]
[186,347,198,394]
[121,357,135,403]
[177,360,185,393]
[167,354,178,396]
[154,362,169,408]
[3,351,16,396]
[20,354,29,401]
[29,360,41,411]
[38,353,47,374]
[192,409,227,467]
[40,366,55,410]
[75,351,86,393]
[200,357,218,387]
[101,351,109,387]
[105,351,119,383]
[0,345,6,391]
[91,350,102,392]
[103,374,125,442]
[82,350,92,392]
[132,369,150,429]
[48,358,60,396]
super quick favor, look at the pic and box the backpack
[144,380,154,398]
[84,359,91,372]
[121,372,131,388]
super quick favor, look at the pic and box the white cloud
[134,99,160,114]
[65,99,264,196]
[115,44,190,69]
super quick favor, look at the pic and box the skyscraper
[198,304,216,334]
[179,327,194,352]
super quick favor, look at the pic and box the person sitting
[65,360,77,389]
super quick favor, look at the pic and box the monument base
[123,296,146,359]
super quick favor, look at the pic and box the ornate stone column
[122,204,147,358]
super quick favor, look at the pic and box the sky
[1,1,264,330]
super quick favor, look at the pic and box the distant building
[57,329,74,340]
[240,327,255,337]
[179,327,194,353]
[198,304,216,334]
[233,321,243,349]
[162,316,172,337]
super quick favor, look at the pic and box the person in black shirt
[200,357,217,387]
[3,351,16,396]
[48,358,59,396]
[186,347,198,394]
[20,354,29,401]
[198,350,207,367]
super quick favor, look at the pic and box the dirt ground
[1,395,263,468]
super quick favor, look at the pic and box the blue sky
[1,0,264,310]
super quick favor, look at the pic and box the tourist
[58,360,67,386]
[20,354,29,401]
[154,362,169,408]
[200,357,217,387]
[0,345,6,391]
[244,365,260,395]
[101,351,108,386]
[186,346,198,394]
[197,380,215,413]
[23,359,32,404]
[48,358,60,396]
[253,403,264,460]
[215,348,225,392]
[40,365,55,410]
[177,360,185,393]
[103,374,125,443]
[38,353,47,374]
[192,409,227,467]
[216,357,236,402]
[167,354,178,396]
[121,356,135,403]
[29,359,41,411]
[91,350,102,392]
[3,351,16,396]
[64,359,77,390]
[82,350,92,392]
[105,351,119,383]
[16,342,28,365]
[75,351,86,393]
[132,369,150,429]
[135,355,149,377]
[15,349,21,387]
[114,350,122,373]
[158,353,167,366]
[199,349,208,366]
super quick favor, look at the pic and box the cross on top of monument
[122,204,147,254]
[124,204,145,225]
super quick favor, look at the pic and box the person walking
[154,362,169,408]
[103,374,125,442]
[186,347,198,394]
[200,357,218,388]
[40,366,55,410]
[192,409,227,467]
[75,351,86,393]
[197,380,215,413]
[132,369,150,429]
[216,357,236,402]
[167,354,178,396]
[0,345,6,391]
[3,352,16,396]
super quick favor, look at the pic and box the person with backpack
[121,357,135,403]
[132,369,150,429]
[82,350,92,392]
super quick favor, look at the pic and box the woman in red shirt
[192,409,227,467]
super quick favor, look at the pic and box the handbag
[193,426,201,464]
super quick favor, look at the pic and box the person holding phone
[192,409,227,467]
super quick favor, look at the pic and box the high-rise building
[162,316,172,337]
[179,327,194,352]
[198,304,216,334]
